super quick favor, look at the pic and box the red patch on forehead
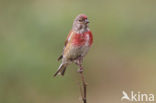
[80,14,87,19]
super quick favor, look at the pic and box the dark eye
[79,19,83,22]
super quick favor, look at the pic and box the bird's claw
[77,69,83,73]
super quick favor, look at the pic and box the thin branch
[76,57,87,103]
[80,72,87,103]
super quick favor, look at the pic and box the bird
[54,14,93,77]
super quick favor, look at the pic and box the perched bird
[54,14,93,76]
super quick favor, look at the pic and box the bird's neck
[72,24,88,34]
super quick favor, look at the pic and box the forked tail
[54,63,67,77]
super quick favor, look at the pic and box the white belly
[63,45,90,63]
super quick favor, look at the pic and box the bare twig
[76,57,87,103]
[80,71,87,103]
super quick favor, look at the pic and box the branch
[80,72,87,103]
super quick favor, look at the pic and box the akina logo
[121,91,154,102]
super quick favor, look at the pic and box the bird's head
[72,14,89,33]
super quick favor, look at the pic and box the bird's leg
[78,64,83,73]
[75,56,83,73]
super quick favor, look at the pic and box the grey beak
[85,19,89,24]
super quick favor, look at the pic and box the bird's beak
[85,19,89,24]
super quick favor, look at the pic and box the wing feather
[57,31,74,61]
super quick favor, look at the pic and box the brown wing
[57,31,73,61]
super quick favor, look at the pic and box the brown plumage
[54,14,93,76]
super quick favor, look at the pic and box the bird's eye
[79,19,83,22]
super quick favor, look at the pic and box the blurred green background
[0,0,156,103]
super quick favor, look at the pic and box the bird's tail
[54,63,67,77]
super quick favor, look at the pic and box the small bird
[54,14,93,76]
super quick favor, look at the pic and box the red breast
[70,31,93,46]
